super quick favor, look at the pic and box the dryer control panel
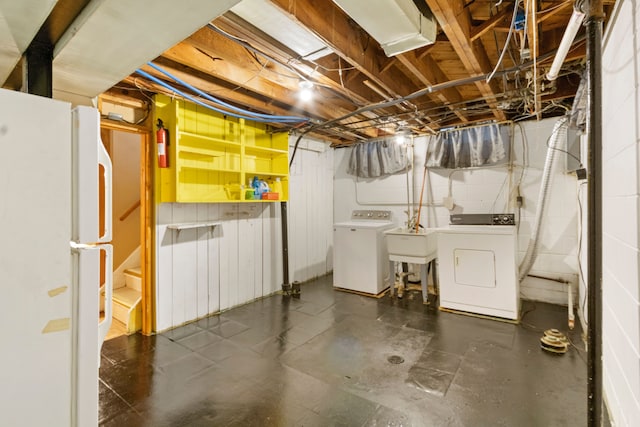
[450,213,515,226]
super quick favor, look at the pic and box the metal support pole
[585,0,604,425]
[23,33,53,98]
[280,201,291,294]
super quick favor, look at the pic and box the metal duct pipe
[518,117,569,280]
[586,0,604,425]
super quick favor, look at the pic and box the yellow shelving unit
[154,94,289,203]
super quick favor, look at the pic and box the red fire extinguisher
[156,118,168,168]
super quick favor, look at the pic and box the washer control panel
[351,210,392,221]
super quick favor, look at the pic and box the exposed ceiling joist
[425,0,507,121]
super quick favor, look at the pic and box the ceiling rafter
[266,0,444,129]
[425,0,507,121]
[396,50,469,123]
[212,14,393,125]
[470,6,512,42]
[159,30,377,135]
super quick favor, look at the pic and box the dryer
[437,214,519,320]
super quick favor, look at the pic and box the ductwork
[331,0,437,57]
[518,116,569,280]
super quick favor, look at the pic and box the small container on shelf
[245,188,256,200]
[261,192,279,200]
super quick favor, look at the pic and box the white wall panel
[155,136,332,331]
[207,204,221,315]
[600,1,640,423]
[288,141,334,283]
[155,203,173,332]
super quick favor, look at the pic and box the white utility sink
[384,227,438,262]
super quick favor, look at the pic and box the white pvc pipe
[568,282,575,330]
[546,7,586,81]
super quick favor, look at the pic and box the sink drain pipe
[518,116,568,281]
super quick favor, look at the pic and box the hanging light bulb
[395,127,409,144]
[298,80,314,102]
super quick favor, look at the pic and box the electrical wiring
[487,0,522,83]
[208,24,308,82]
[146,62,307,123]
[210,23,363,108]
[135,68,307,124]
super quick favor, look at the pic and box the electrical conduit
[518,116,568,280]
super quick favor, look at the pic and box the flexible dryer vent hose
[518,117,569,281]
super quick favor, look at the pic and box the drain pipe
[585,0,604,425]
[527,274,575,329]
[518,117,569,280]
[280,201,291,294]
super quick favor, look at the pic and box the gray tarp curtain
[426,123,510,169]
[347,138,410,178]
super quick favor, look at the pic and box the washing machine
[437,214,519,320]
[333,210,394,295]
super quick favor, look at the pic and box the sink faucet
[405,210,418,230]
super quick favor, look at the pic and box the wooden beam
[526,0,541,116]
[396,51,468,122]
[264,0,468,129]
[426,0,507,121]
[538,0,573,25]
[213,14,374,109]
[267,0,419,100]
[160,39,347,121]
[470,6,512,42]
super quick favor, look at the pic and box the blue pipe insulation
[135,68,308,124]
[145,62,308,123]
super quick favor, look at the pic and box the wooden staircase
[112,267,142,335]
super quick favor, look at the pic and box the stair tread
[124,267,142,277]
[113,287,141,307]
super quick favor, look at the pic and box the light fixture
[331,0,437,57]
[298,80,314,102]
[395,127,410,144]
[231,0,333,61]
[546,5,585,81]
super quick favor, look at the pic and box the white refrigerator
[0,88,113,426]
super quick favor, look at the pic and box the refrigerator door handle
[97,138,113,243]
[97,243,113,346]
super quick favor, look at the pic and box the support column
[23,33,53,97]
[585,0,604,426]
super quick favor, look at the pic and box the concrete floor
[99,274,587,426]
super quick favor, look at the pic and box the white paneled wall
[601,1,640,424]
[334,118,579,304]
[155,137,333,332]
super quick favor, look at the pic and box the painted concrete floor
[99,274,587,426]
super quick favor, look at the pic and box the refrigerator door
[72,242,112,426]
[73,105,112,244]
[0,89,73,425]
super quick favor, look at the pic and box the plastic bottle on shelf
[271,177,283,198]
[251,176,260,198]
